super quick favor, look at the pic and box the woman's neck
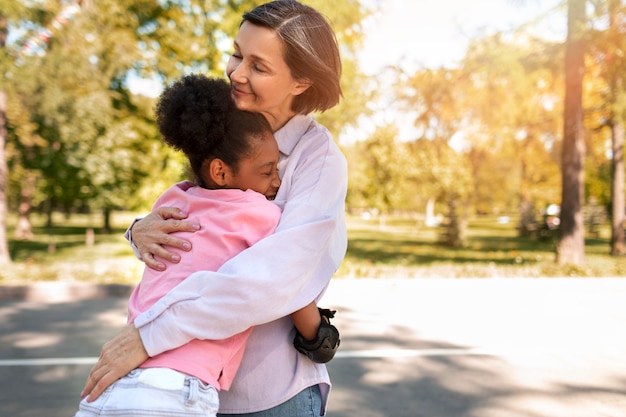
[263,110,297,132]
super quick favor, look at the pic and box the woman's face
[226,21,310,131]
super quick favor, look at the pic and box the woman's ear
[292,78,312,96]
[208,158,229,187]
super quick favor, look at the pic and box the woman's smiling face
[226,21,309,131]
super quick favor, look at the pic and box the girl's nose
[271,174,281,189]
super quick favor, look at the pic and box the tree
[0,10,10,263]
[607,0,625,256]
[362,126,411,219]
[309,0,373,140]
[2,0,239,231]
[584,0,626,256]
[395,67,474,245]
[557,0,587,265]
[459,32,563,235]
[1,0,372,239]
[0,90,8,264]
[406,138,473,246]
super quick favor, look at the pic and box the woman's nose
[229,62,246,83]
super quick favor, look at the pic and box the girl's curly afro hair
[155,74,272,185]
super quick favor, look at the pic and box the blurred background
[1,0,625,282]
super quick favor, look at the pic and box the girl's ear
[208,158,229,187]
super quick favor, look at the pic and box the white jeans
[74,368,219,417]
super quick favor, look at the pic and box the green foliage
[2,0,626,261]
[1,0,371,231]
[3,0,178,221]
[308,0,374,139]
[354,125,411,213]
[387,32,565,233]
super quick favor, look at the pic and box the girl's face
[226,21,310,131]
[225,133,281,200]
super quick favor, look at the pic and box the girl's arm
[290,302,320,341]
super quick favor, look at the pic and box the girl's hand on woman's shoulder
[131,206,200,271]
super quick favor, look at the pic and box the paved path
[1,278,625,417]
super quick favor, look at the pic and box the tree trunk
[609,0,625,256]
[518,195,536,237]
[0,90,11,264]
[45,200,54,228]
[0,15,10,264]
[102,207,111,233]
[15,171,36,240]
[440,194,465,247]
[611,119,625,255]
[557,0,586,266]
[518,147,535,237]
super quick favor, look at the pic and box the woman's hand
[131,206,200,271]
[80,325,149,402]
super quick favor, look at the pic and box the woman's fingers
[153,206,189,221]
[131,208,200,270]
[80,325,149,402]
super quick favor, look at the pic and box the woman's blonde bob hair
[242,0,342,114]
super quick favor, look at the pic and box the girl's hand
[131,206,200,271]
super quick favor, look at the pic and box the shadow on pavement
[0,297,127,417]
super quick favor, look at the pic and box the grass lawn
[1,212,625,285]
[338,215,626,278]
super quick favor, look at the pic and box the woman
[81,1,346,416]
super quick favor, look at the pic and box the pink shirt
[127,181,281,390]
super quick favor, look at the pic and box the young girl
[75,74,338,417]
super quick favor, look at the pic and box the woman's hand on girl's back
[131,206,200,271]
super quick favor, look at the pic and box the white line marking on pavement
[0,348,495,366]
[335,348,494,358]
[0,357,98,366]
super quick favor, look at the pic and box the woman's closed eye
[252,62,268,73]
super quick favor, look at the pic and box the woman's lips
[231,85,252,98]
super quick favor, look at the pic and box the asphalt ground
[1,278,625,417]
